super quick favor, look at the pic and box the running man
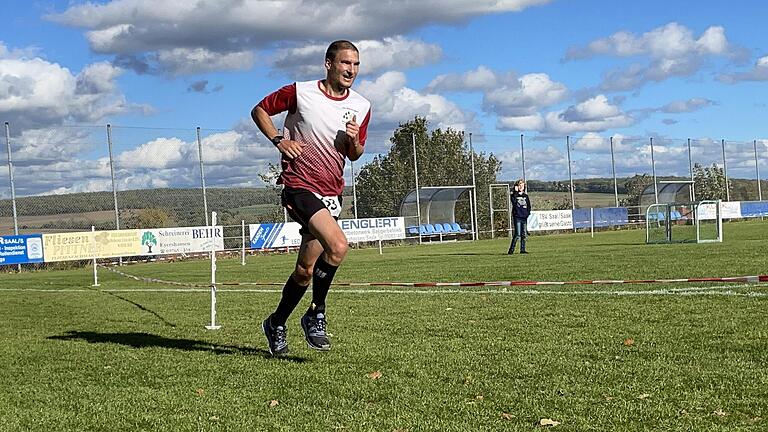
[251,40,371,355]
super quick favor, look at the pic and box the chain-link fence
[2,121,767,246]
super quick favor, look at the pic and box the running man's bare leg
[304,209,348,311]
[307,209,348,266]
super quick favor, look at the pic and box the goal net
[646,200,722,244]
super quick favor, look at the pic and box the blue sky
[1,0,767,195]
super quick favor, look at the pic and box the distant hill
[1,178,764,231]
[0,187,279,217]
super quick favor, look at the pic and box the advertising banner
[43,230,142,262]
[699,201,741,220]
[527,210,574,232]
[0,234,44,265]
[249,223,302,249]
[139,226,225,255]
[721,201,742,219]
[338,217,406,243]
[249,217,407,249]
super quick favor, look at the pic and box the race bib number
[314,193,341,217]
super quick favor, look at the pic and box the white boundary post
[590,208,594,238]
[206,211,221,330]
[91,226,99,287]
[241,220,246,266]
[717,200,723,243]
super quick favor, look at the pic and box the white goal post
[646,200,722,244]
[488,183,512,238]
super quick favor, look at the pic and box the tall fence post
[106,124,120,230]
[412,133,422,244]
[566,136,575,210]
[520,134,526,181]
[721,139,730,201]
[4,122,22,272]
[650,137,658,204]
[610,136,618,207]
[196,127,209,225]
[687,138,695,201]
[469,132,478,240]
[755,139,763,201]
[4,122,19,237]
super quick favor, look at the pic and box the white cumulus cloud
[0,44,145,131]
[565,22,746,91]
[544,95,634,134]
[719,55,768,83]
[273,36,443,79]
[356,71,476,136]
[47,0,550,75]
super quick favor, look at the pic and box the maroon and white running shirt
[258,80,372,196]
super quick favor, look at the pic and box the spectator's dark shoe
[521,250,529,254]
[262,317,288,356]
[507,250,514,254]
[301,312,331,351]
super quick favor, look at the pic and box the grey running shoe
[262,317,288,356]
[301,312,331,351]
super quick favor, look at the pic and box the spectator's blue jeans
[509,217,528,252]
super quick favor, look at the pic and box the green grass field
[1,221,767,431]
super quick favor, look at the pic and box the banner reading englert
[338,217,405,243]
[248,217,407,249]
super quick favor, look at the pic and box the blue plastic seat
[407,225,419,235]
[419,225,428,235]
[443,223,453,232]
[425,224,436,234]
[451,222,462,232]
[433,223,445,234]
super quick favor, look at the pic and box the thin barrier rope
[98,264,767,289]
[99,264,211,288]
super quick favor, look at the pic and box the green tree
[125,208,176,229]
[355,117,501,234]
[693,163,727,200]
[619,174,653,207]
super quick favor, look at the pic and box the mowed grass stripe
[0,220,766,431]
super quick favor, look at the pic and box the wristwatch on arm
[270,135,284,146]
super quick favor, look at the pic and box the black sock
[308,255,338,315]
[271,275,308,327]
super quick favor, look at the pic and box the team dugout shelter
[399,186,476,239]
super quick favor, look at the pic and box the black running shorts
[281,187,343,235]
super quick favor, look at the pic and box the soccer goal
[646,200,722,244]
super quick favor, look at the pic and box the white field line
[1,283,767,297]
